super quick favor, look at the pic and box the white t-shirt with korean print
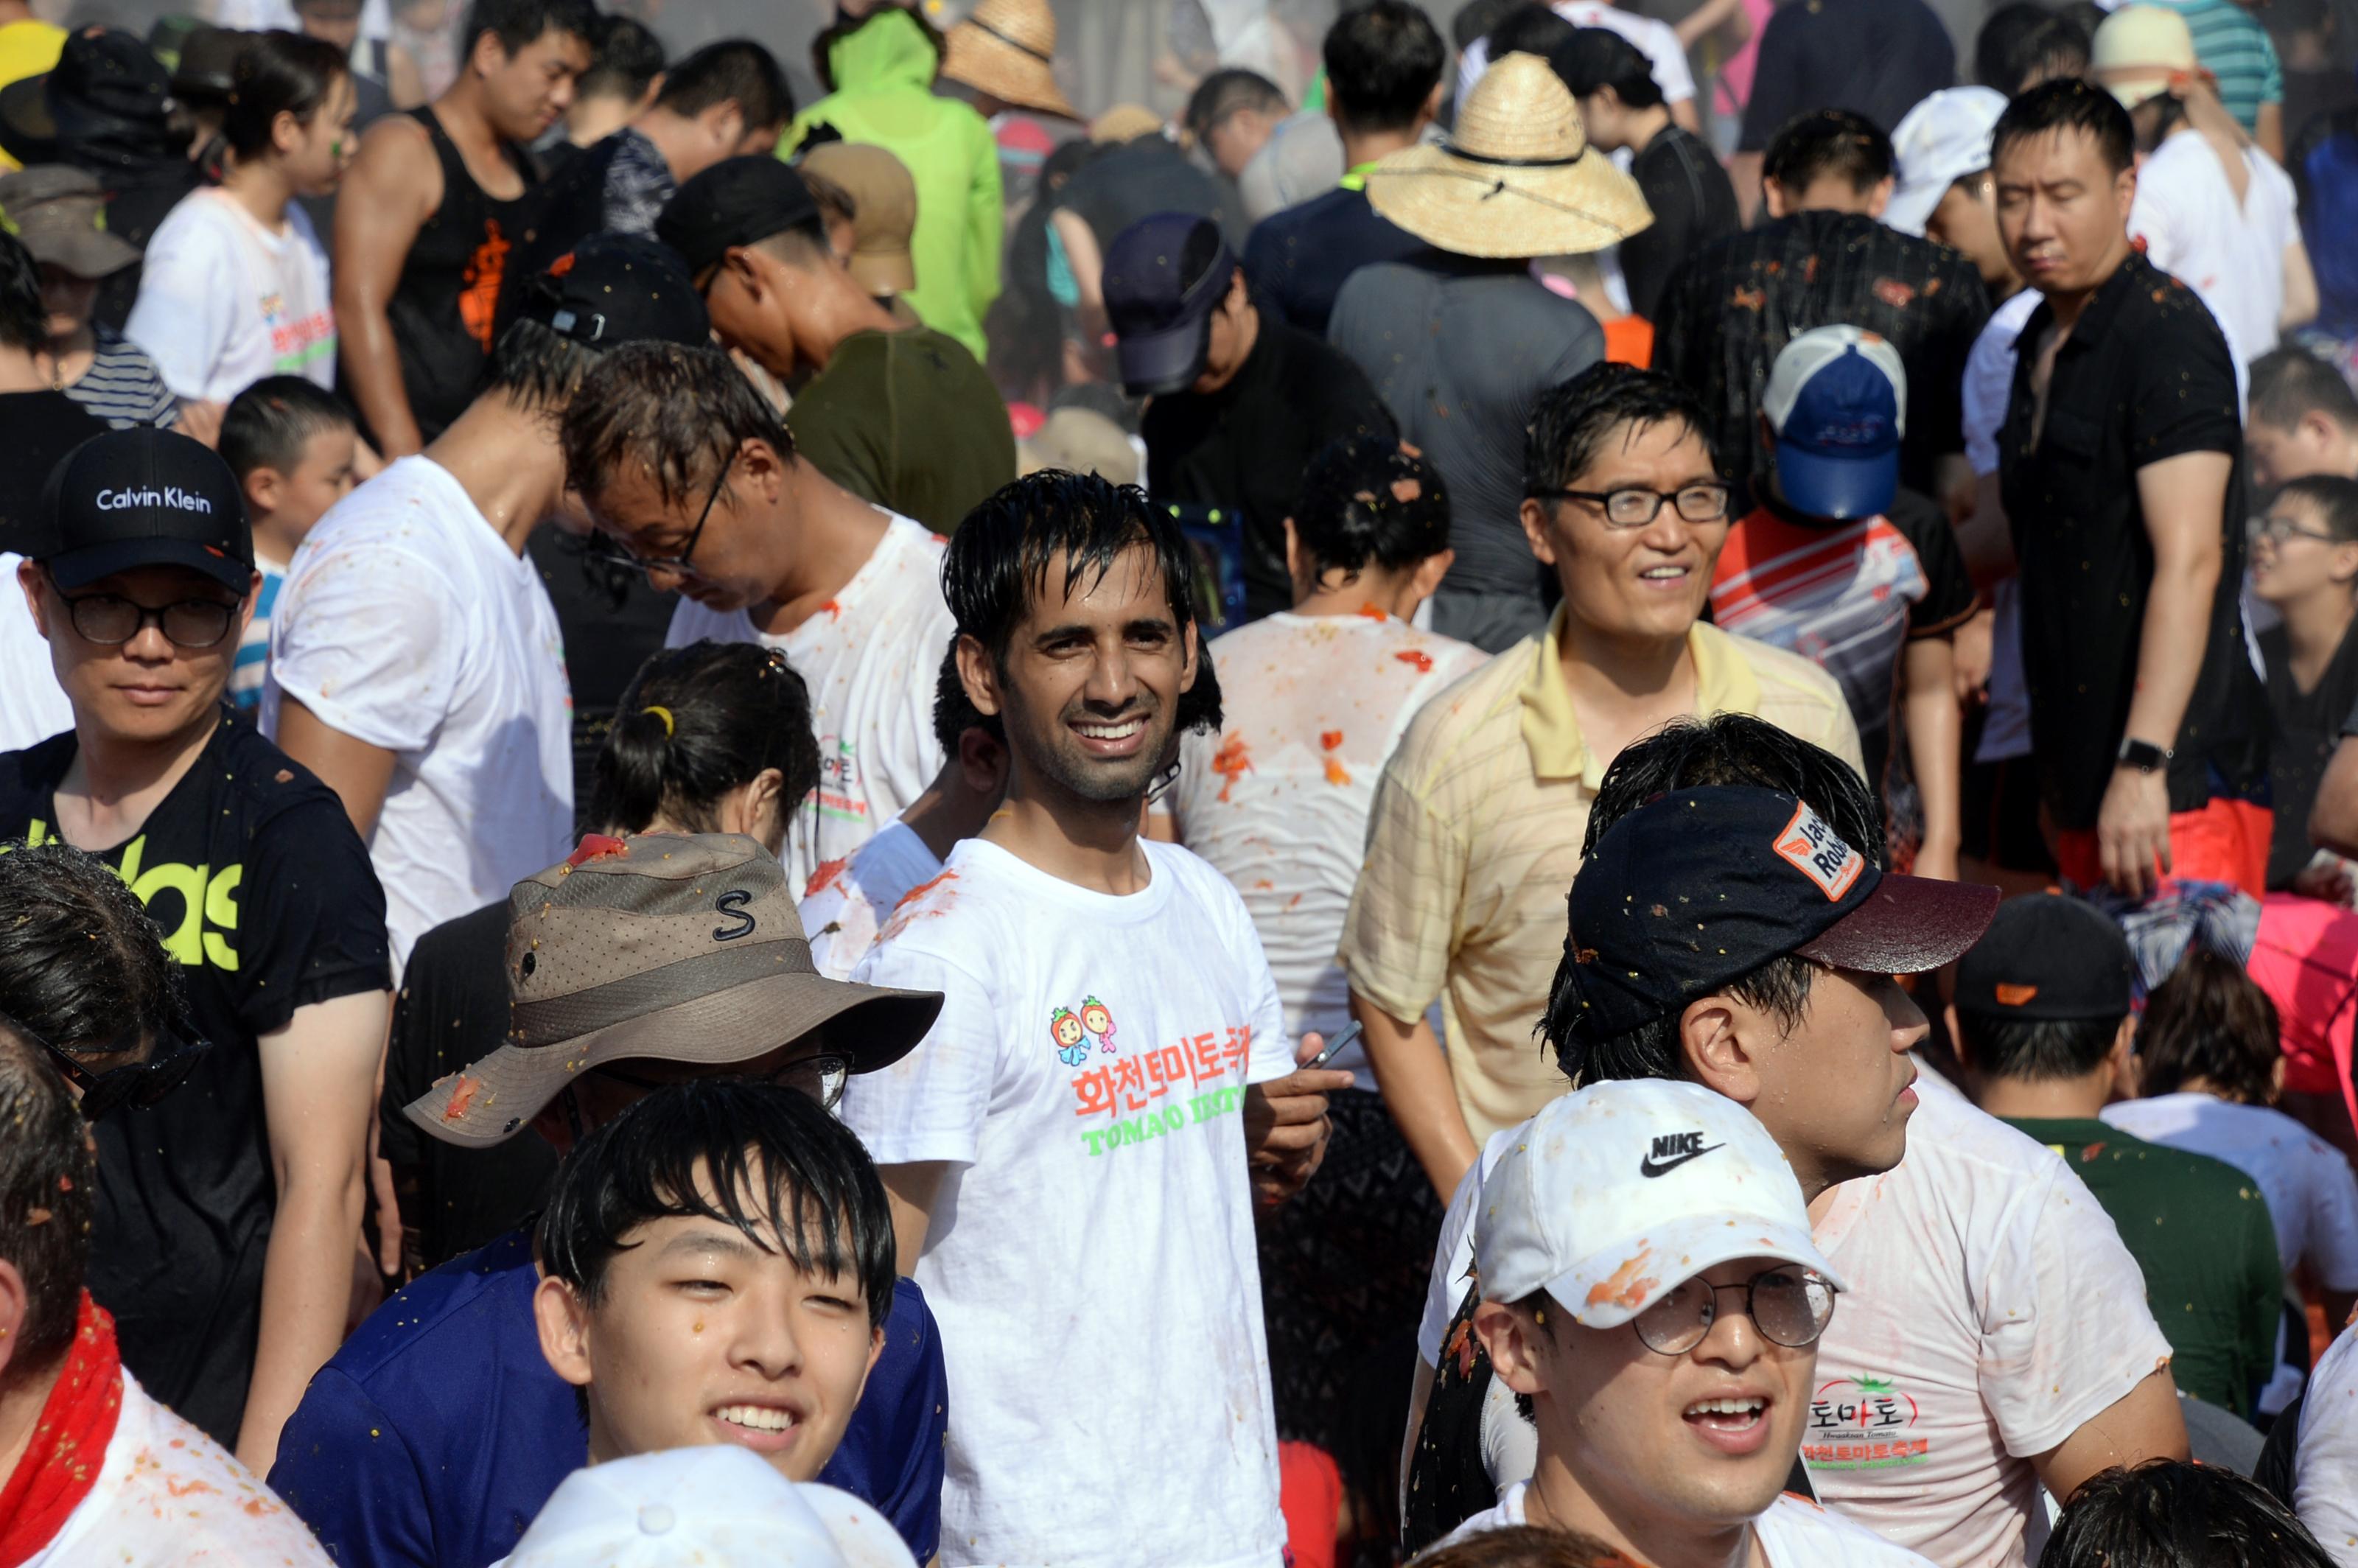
[843,836,1293,1568]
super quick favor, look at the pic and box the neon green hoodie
[783,8,1003,363]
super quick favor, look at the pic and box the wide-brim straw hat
[943,0,1077,121]
[1365,51,1652,260]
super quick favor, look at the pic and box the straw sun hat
[943,0,1077,121]
[1365,51,1651,260]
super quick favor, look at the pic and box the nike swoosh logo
[1639,1144,1725,1178]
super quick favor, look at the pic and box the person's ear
[469,26,508,80]
[2104,1015,2138,1101]
[244,465,284,520]
[728,767,786,839]
[1761,175,1790,219]
[2330,539,2358,588]
[1518,497,1559,567]
[1409,547,1455,606]
[1177,615,1200,694]
[955,631,1004,719]
[1282,516,1304,590]
[531,1273,595,1389]
[1418,78,1444,129]
[1474,1299,1549,1399]
[1680,994,1767,1107]
[273,107,303,158]
[722,245,769,304]
[2113,162,2138,223]
[1945,1002,1968,1071]
[2270,1054,2288,1105]
[703,99,742,149]
[0,1259,28,1385]
[1866,175,1895,219]
[738,434,787,505]
[235,569,262,640]
[19,559,49,641]
[956,725,1007,797]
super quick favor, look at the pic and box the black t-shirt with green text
[0,712,390,1443]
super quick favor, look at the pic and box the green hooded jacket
[783,8,1004,363]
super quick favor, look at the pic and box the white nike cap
[1474,1079,1844,1329]
[503,1448,918,1568]
[1886,85,2009,237]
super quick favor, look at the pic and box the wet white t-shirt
[2130,129,2293,367]
[666,513,951,898]
[125,188,337,402]
[1164,611,1484,1087]
[798,817,942,981]
[2296,1319,2358,1565]
[264,456,573,968]
[1439,1483,1936,1564]
[2103,1093,2358,1293]
[844,836,1293,1567]
[1420,1072,2170,1568]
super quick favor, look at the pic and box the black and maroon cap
[24,427,251,592]
[1562,785,1998,1039]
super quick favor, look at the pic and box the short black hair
[1547,27,1664,111]
[2250,346,2358,434]
[561,341,797,514]
[1975,1,2091,94]
[931,639,1001,755]
[461,0,595,60]
[0,230,44,354]
[2043,1460,2339,1568]
[1293,435,1450,579]
[0,1021,95,1387]
[1523,362,1715,500]
[223,29,348,160]
[2279,474,2358,545]
[589,640,821,839]
[1452,0,1530,55]
[1183,67,1287,140]
[1956,1013,2120,1082]
[1993,77,2135,180]
[575,13,665,104]
[220,376,357,481]
[655,38,791,134]
[1486,3,1576,60]
[2135,948,2281,1104]
[536,1077,896,1331]
[1323,0,1445,134]
[483,315,601,418]
[1763,108,1895,193]
[0,841,186,1063]
[942,471,1201,668]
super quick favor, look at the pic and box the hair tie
[643,705,674,738]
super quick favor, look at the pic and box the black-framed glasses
[57,592,237,648]
[2249,514,2342,548]
[590,450,736,582]
[1538,482,1735,529]
[1631,1265,1836,1356]
[36,1026,213,1121]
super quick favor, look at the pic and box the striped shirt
[62,329,178,430]
[2149,0,2284,133]
[229,565,284,712]
[1339,610,1863,1141]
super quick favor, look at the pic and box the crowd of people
[10,0,2358,1564]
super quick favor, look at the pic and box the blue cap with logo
[1763,325,1909,521]
[26,427,251,592]
[1102,211,1236,397]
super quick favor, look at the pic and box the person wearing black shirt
[1549,27,1738,325]
[1990,80,2265,899]
[1240,0,1445,337]
[0,427,390,1474]
[2251,477,2358,893]
[1108,212,1395,622]
[1732,0,1956,219]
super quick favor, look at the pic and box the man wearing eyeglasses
[0,426,393,1479]
[1339,363,1864,1210]
[1438,1076,1934,1566]
[264,233,712,970]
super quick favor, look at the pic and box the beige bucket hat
[404,832,943,1149]
[1365,51,1652,260]
[942,0,1077,121]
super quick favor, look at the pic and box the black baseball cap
[1953,892,2134,1022]
[0,27,174,168]
[656,156,824,281]
[1102,212,1236,397]
[25,427,252,592]
[513,231,710,351]
[1562,786,1998,1040]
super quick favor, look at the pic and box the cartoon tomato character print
[1080,995,1118,1054]
[1050,1006,1089,1067]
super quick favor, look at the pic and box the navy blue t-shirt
[1241,182,1438,337]
[268,1230,946,1566]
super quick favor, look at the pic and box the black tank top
[380,106,534,442]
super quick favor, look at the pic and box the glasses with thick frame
[55,591,239,648]
[2248,514,2343,548]
[587,450,736,582]
[29,1021,213,1121]
[1536,482,1735,529]
[1629,1264,1837,1356]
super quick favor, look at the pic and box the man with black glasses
[0,425,392,1477]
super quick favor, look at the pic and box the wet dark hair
[575,13,665,105]
[1524,362,1715,500]
[560,341,797,512]
[1183,68,1287,141]
[461,0,596,60]
[2278,475,2358,547]
[483,315,601,418]
[2136,948,2282,1105]
[931,640,1001,755]
[657,38,791,135]
[1976,2,2091,93]
[1412,1524,1632,1568]
[1542,716,1884,1085]
[2251,346,2358,435]
[1324,0,1445,134]
[1993,77,2136,179]
[220,375,356,482]
[1293,435,1449,581]
[222,29,347,159]
[1958,1014,2121,1083]
[2043,1460,2338,1568]
[0,841,186,1063]
[942,471,1201,668]
[1763,108,1895,194]
[0,1021,95,1386]
[590,641,820,837]
[536,1078,895,1331]
[0,230,45,353]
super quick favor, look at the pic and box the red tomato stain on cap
[1319,730,1344,751]
[1395,649,1433,673]
[1211,735,1253,802]
[441,1076,484,1121]
[566,834,629,867]
[1324,758,1353,786]
[1587,1250,1658,1310]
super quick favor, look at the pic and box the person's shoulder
[1762,1492,1940,1565]
[1881,487,1960,553]
[206,712,364,827]
[0,729,77,811]
[2119,255,2236,342]
[106,1373,332,1564]
[2110,1127,2273,1205]
[1708,621,1851,712]
[292,461,461,567]
[1385,641,1531,788]
[1332,258,1434,314]
[1145,835,1254,915]
[323,1228,539,1389]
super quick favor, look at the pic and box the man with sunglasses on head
[0,426,393,1478]
[1441,1076,1934,1565]
[265,234,712,970]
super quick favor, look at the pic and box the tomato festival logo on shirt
[1804,1374,1930,1469]
[814,735,868,824]
[1064,1002,1256,1158]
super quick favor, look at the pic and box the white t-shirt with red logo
[666,512,951,897]
[126,188,337,402]
[843,836,1293,1567]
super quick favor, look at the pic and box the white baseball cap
[503,1449,919,1568]
[1886,86,2009,237]
[1474,1079,1843,1329]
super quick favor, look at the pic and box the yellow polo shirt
[1340,608,1864,1141]
[0,20,64,175]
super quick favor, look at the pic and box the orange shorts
[2054,797,2272,899]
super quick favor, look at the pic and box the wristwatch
[2116,737,2174,773]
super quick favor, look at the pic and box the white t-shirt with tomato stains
[2295,1319,2358,1564]
[843,836,1294,1568]
[798,818,941,981]
[1439,1485,1937,1565]
[665,511,952,897]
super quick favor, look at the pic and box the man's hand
[2295,851,2358,908]
[2098,763,2173,899]
[1243,1035,1348,1209]
[174,399,226,448]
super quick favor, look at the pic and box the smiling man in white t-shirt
[834,470,1345,1567]
[559,340,958,898]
